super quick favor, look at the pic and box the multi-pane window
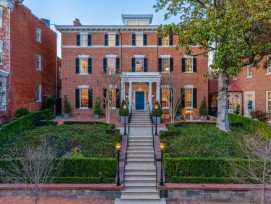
[185,88,193,108]
[108,34,116,46]
[162,36,169,46]
[0,40,3,65]
[136,34,143,46]
[80,58,88,73]
[109,88,116,108]
[267,92,271,117]
[36,84,42,102]
[161,88,169,108]
[36,28,41,42]
[107,58,116,74]
[80,88,89,108]
[247,65,252,78]
[36,54,41,71]
[80,34,88,46]
[162,58,170,72]
[135,58,144,72]
[138,20,147,25]
[185,58,193,72]
[127,20,137,26]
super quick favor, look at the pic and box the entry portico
[121,72,161,111]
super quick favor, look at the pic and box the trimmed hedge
[164,157,260,178]
[229,113,271,139]
[0,158,117,184]
[0,109,54,141]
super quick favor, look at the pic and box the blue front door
[136,92,145,110]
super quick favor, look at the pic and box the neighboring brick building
[56,14,208,118]
[0,1,57,121]
[208,57,271,119]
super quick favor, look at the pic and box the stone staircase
[115,110,166,204]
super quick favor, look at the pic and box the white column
[121,81,125,101]
[129,82,133,109]
[148,82,152,110]
[156,82,160,103]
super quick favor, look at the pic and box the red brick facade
[0,2,57,120]
[57,17,208,118]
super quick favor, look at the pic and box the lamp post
[115,143,121,186]
[160,143,165,186]
[154,104,158,135]
[123,104,127,135]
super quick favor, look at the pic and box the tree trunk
[261,183,266,204]
[216,71,230,132]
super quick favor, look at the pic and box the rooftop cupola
[121,14,153,26]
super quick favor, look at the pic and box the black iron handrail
[150,107,158,191]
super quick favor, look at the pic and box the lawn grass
[0,124,119,158]
[161,123,263,158]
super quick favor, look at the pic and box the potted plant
[175,101,182,121]
[199,96,208,120]
[119,100,129,124]
[93,96,101,119]
[152,101,162,125]
[63,96,71,119]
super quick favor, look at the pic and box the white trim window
[0,8,3,28]
[36,54,41,71]
[36,28,41,43]
[80,34,88,46]
[162,36,169,46]
[162,58,170,73]
[185,88,193,108]
[267,56,271,75]
[182,56,197,73]
[80,88,89,108]
[80,58,88,74]
[267,91,271,116]
[0,40,3,65]
[136,34,143,46]
[108,34,116,46]
[247,65,252,78]
[107,57,116,74]
[36,84,42,102]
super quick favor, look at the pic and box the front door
[244,92,255,117]
[136,92,145,110]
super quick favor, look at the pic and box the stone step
[127,155,154,160]
[128,147,154,151]
[115,198,166,204]
[129,139,153,142]
[127,151,154,156]
[125,175,156,181]
[128,143,153,147]
[125,171,156,176]
[124,182,157,188]
[129,124,152,127]
[127,158,154,163]
[120,194,160,200]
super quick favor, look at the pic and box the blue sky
[23,0,179,57]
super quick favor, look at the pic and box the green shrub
[52,177,114,184]
[93,96,102,115]
[199,96,208,116]
[169,176,238,183]
[14,108,29,118]
[119,100,129,116]
[63,96,71,114]
[160,130,180,138]
[63,121,109,126]
[152,101,162,116]
[229,113,271,139]
[250,110,268,123]
[234,104,241,114]
[33,120,58,127]
[43,96,56,109]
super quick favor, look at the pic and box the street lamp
[154,104,158,135]
[160,143,165,186]
[123,104,127,135]
[115,143,121,186]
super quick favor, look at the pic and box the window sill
[78,73,90,75]
[184,107,193,110]
[36,69,41,71]
[79,107,89,110]
[184,72,194,74]
[36,100,42,103]
[161,71,170,74]
[247,76,252,78]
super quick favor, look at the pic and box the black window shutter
[104,34,108,46]
[193,88,197,108]
[170,58,174,72]
[160,89,162,106]
[132,34,136,46]
[88,58,92,74]
[143,34,147,46]
[169,34,173,46]
[158,36,162,46]
[88,89,93,108]
[103,89,107,108]
[116,58,120,72]
[76,34,80,46]
[144,58,148,72]
[76,58,80,74]
[181,88,185,108]
[132,58,135,72]
[76,89,80,108]
[116,88,120,108]
[103,58,107,73]
[193,58,197,72]
[88,35,91,46]
[182,58,186,72]
[158,58,162,72]
[116,34,119,46]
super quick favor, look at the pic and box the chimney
[73,18,82,26]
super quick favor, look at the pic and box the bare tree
[95,70,126,124]
[1,143,61,204]
[228,137,271,204]
[161,71,182,124]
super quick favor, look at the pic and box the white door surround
[243,91,255,117]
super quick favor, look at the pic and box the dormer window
[122,14,153,26]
